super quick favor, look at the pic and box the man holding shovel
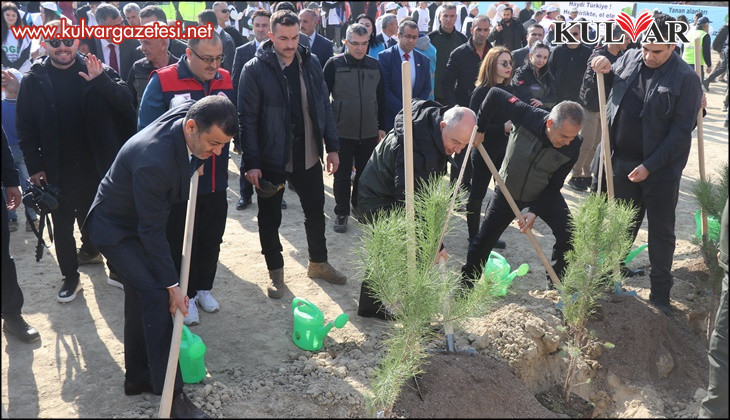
[461,87,583,289]
[85,96,238,418]
[590,13,703,315]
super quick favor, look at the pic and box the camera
[22,182,62,214]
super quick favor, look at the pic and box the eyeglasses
[220,9,229,13]
[400,34,419,40]
[189,48,225,65]
[46,39,74,48]
[499,60,514,68]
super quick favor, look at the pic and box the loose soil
[2,56,727,418]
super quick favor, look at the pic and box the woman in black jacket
[466,46,514,245]
[511,41,556,110]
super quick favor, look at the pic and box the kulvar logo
[553,13,690,45]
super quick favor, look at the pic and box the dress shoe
[236,196,252,210]
[620,265,645,278]
[307,261,347,285]
[3,314,40,343]
[567,176,588,192]
[124,379,154,395]
[170,391,210,419]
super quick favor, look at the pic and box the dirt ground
[2,67,728,418]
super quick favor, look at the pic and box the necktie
[107,43,119,74]
[301,34,310,48]
[403,53,409,61]
[190,156,202,177]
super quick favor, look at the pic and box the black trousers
[238,156,254,200]
[613,158,680,304]
[257,164,327,271]
[95,239,183,395]
[167,190,228,299]
[51,165,100,280]
[450,147,473,193]
[466,144,506,241]
[1,192,23,316]
[333,137,378,216]
[462,187,572,284]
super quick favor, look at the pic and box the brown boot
[267,268,285,299]
[307,261,347,285]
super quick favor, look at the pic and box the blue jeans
[4,144,37,221]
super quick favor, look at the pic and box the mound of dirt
[392,353,561,418]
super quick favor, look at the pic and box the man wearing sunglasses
[138,31,234,326]
[198,8,236,72]
[16,20,137,303]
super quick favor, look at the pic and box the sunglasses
[47,39,74,48]
[220,9,229,13]
[499,60,514,68]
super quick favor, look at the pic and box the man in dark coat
[86,96,237,418]
[487,6,526,51]
[16,25,136,303]
[239,10,347,299]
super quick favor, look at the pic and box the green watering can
[291,298,349,351]
[179,325,207,384]
[483,251,529,296]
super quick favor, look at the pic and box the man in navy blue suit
[299,8,334,65]
[85,96,238,418]
[378,19,432,131]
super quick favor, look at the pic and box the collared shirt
[303,31,316,49]
[397,44,417,90]
[100,39,121,71]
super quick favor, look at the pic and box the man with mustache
[137,32,234,326]
[238,10,346,299]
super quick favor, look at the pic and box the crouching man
[461,88,583,289]
[357,100,476,319]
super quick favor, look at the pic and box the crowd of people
[1,1,728,418]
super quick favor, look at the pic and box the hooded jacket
[357,99,449,213]
[238,39,339,173]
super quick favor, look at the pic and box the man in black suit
[231,9,272,211]
[197,9,236,73]
[139,5,188,59]
[299,8,334,65]
[93,3,142,81]
[376,14,399,48]
[86,96,238,418]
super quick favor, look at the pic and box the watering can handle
[291,297,315,312]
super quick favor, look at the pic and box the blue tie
[190,156,202,177]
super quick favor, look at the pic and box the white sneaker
[107,271,124,290]
[184,297,200,326]
[196,290,220,313]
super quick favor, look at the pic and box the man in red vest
[138,31,234,326]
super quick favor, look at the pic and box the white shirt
[416,6,430,32]
[398,45,416,90]
[100,39,121,71]
[302,31,317,48]
[396,6,410,22]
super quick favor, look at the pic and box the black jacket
[487,18,527,51]
[1,129,19,188]
[238,40,339,173]
[470,83,514,159]
[442,39,492,107]
[16,53,137,185]
[548,44,592,103]
[511,61,556,110]
[578,45,622,112]
[357,99,450,213]
[428,27,468,100]
[605,48,703,182]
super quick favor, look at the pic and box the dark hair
[270,10,299,33]
[185,95,240,137]
[534,10,545,18]
[140,5,167,22]
[503,7,513,14]
[527,23,544,34]
[530,40,550,53]
[252,9,272,21]
[197,9,218,26]
[187,30,222,49]
[355,13,379,46]
[274,2,297,13]
[676,15,688,24]
[652,13,673,39]
[95,3,121,23]
[1,3,23,49]
[398,19,419,35]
